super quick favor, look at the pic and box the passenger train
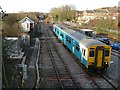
[52,24,111,71]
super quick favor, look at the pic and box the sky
[0,0,120,13]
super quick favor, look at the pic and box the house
[76,11,84,17]
[19,17,34,32]
[76,10,94,24]
[75,11,84,24]
[94,6,119,20]
[107,6,118,20]
[76,6,119,25]
[94,8,109,19]
[82,10,94,20]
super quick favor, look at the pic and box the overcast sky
[0,0,120,13]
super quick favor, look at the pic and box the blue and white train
[52,24,111,71]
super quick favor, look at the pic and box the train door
[95,46,105,68]
[60,32,64,42]
[72,40,75,54]
[81,48,85,64]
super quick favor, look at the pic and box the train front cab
[88,45,111,71]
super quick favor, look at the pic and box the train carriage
[52,24,111,71]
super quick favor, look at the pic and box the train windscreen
[85,31,93,37]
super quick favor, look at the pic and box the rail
[46,24,82,89]
[102,74,118,90]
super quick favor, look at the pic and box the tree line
[2,12,39,37]
[50,5,76,22]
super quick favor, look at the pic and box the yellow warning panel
[97,50,103,67]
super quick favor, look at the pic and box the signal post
[30,23,34,46]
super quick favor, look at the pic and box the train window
[76,44,80,52]
[105,49,109,57]
[66,37,71,44]
[55,28,56,32]
[89,49,94,57]
[82,48,85,56]
[60,33,63,38]
[57,31,59,34]
[69,39,71,44]
[82,48,84,52]
[66,37,68,41]
[85,31,93,37]
[83,49,85,56]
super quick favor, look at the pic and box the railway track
[46,24,118,89]
[88,74,118,89]
[70,50,118,89]
[71,51,118,89]
[44,25,81,89]
[102,74,118,89]
[112,50,120,57]
[38,24,118,89]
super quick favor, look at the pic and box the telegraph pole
[0,6,5,89]
[30,23,34,46]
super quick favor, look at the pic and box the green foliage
[50,5,76,22]
[88,19,117,32]
[2,12,37,37]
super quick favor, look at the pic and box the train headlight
[89,62,94,65]
[105,62,108,65]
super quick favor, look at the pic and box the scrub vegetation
[2,12,38,37]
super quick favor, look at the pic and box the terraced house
[76,6,118,24]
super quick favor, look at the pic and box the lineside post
[30,23,34,46]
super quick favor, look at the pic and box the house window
[76,44,80,52]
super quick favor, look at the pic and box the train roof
[54,24,107,48]
[54,24,76,34]
[70,32,106,48]
[80,39,105,48]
